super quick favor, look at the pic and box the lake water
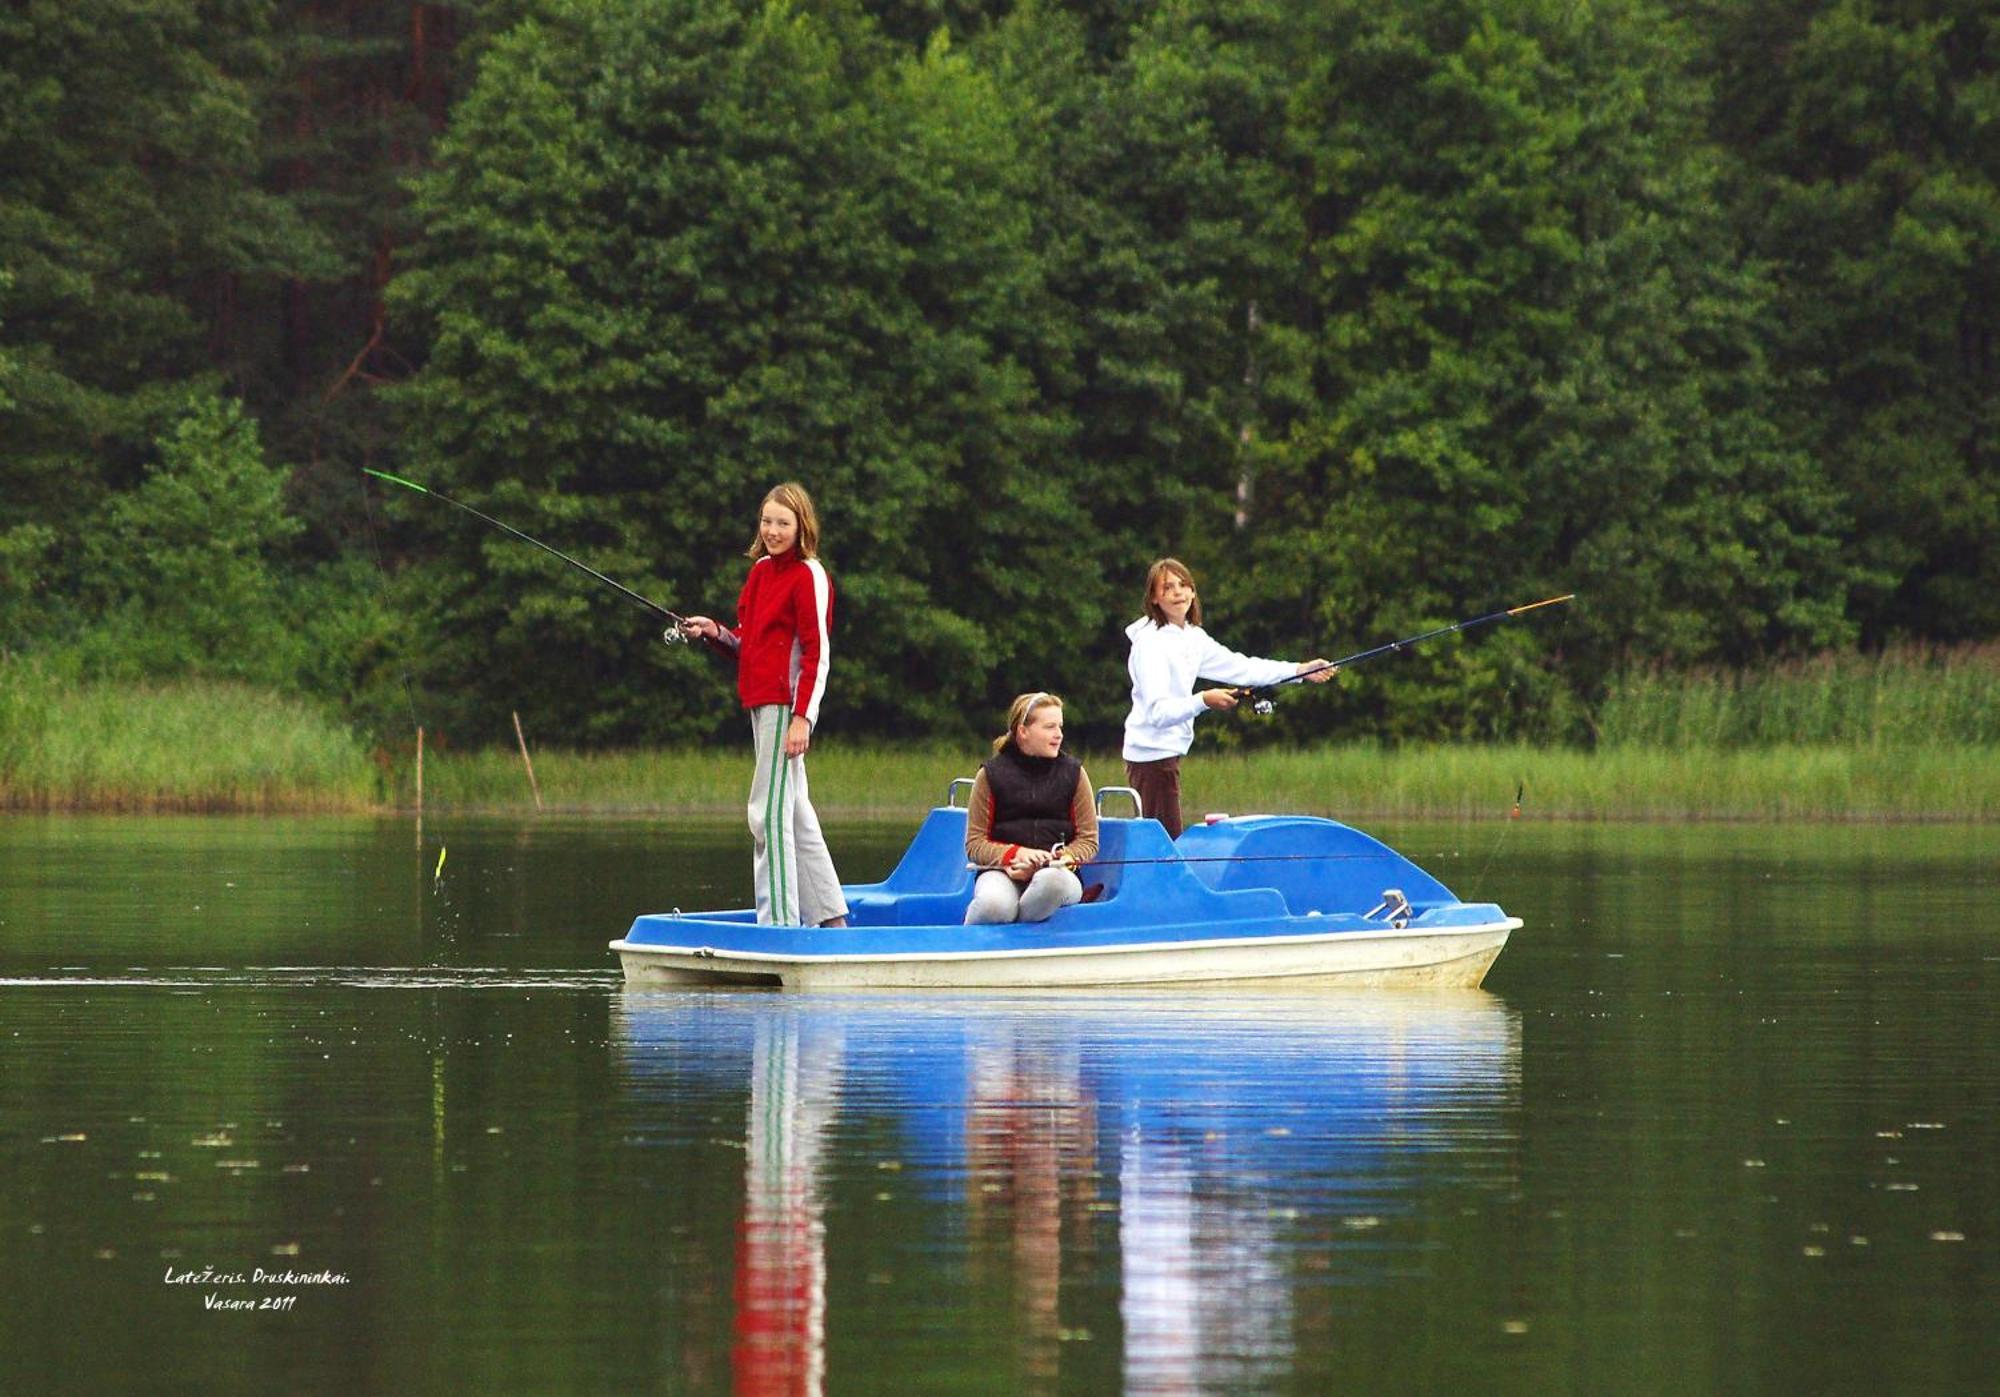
[1,813,1995,1394]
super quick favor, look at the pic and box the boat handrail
[1096,785,1144,820]
[947,778,1145,817]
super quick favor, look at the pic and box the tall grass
[406,742,976,815]
[405,739,2000,822]
[5,648,1995,819]
[0,657,377,811]
[1178,744,1999,822]
[1597,644,2000,748]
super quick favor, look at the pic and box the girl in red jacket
[681,483,849,927]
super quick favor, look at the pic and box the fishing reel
[1229,688,1276,716]
[661,625,686,646]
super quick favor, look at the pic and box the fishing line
[1467,598,1574,889]
[357,471,450,912]
[968,852,1441,873]
[1470,780,1523,891]
[357,476,425,739]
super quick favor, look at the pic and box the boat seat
[1077,817,1174,899]
[1177,815,1457,916]
[841,806,978,926]
[874,807,981,891]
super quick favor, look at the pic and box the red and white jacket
[706,551,834,727]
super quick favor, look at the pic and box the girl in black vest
[964,692,1100,924]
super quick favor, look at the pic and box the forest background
[2,0,1996,780]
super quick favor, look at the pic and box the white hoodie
[1121,617,1299,762]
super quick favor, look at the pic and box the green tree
[0,272,14,413]
[388,0,1071,744]
[0,0,333,538]
[966,0,1323,734]
[236,1,485,552]
[0,523,59,655]
[0,282,51,651]
[1698,0,2000,643]
[1262,0,1858,741]
[73,394,307,683]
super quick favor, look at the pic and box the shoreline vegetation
[3,649,1995,822]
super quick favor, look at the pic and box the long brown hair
[745,482,823,560]
[1142,557,1201,627]
[991,691,1064,755]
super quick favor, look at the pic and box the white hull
[612,919,1518,991]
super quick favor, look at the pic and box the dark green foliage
[388,0,1075,745]
[18,392,402,713]
[1697,0,2000,646]
[0,0,334,535]
[960,0,1324,731]
[72,394,304,682]
[1244,0,1861,745]
[2,0,1995,750]
[227,0,477,556]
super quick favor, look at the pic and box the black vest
[983,748,1082,850]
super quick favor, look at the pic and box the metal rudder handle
[1365,888,1412,929]
[945,777,978,808]
[1096,785,1144,819]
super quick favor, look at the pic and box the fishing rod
[1233,592,1576,711]
[971,853,1413,870]
[1081,852,1406,867]
[362,469,693,641]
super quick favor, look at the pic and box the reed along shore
[392,741,1999,823]
[4,652,1995,820]
[0,665,377,814]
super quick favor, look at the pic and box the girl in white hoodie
[1121,558,1334,838]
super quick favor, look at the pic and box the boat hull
[612,919,1517,990]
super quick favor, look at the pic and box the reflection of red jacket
[707,551,833,726]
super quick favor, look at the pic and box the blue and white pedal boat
[614,784,1519,990]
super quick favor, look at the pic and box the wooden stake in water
[415,725,425,848]
[513,710,543,812]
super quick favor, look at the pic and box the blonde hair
[1142,557,1201,627]
[745,482,822,560]
[992,691,1064,755]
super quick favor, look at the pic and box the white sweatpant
[747,705,848,927]
[964,867,1083,925]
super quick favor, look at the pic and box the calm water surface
[1,813,1995,1394]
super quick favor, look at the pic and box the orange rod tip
[1508,593,1576,615]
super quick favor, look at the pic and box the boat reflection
[611,991,1520,1394]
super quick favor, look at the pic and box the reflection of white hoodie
[1122,618,1297,762]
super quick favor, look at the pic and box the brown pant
[1124,757,1184,839]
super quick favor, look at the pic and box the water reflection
[734,1013,844,1395]
[612,991,1520,1393]
[965,1025,1095,1385]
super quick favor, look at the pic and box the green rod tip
[363,468,428,493]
